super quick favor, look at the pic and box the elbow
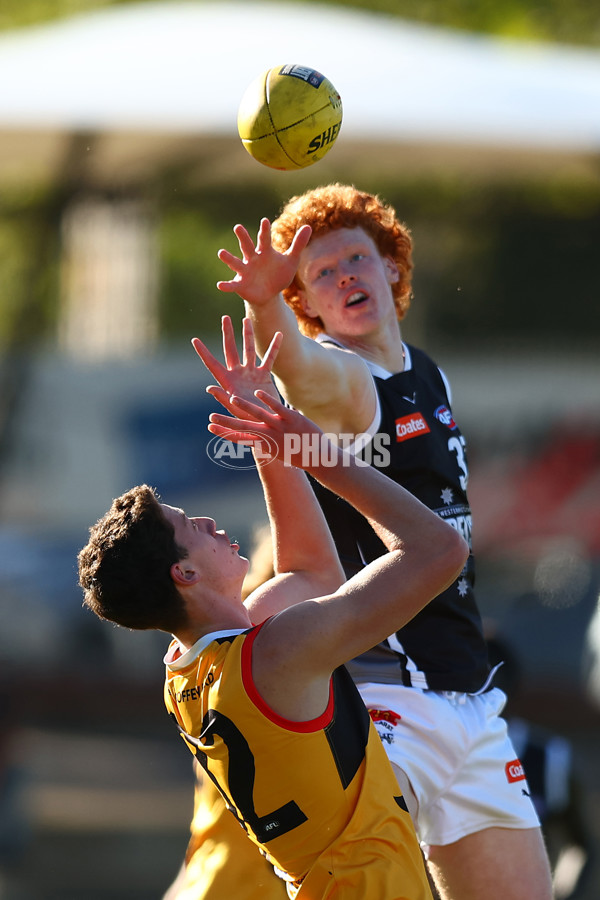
[436,526,470,589]
[455,530,470,572]
[319,560,346,594]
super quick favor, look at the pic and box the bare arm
[209,394,469,719]
[247,453,345,622]
[192,316,344,620]
[217,219,375,435]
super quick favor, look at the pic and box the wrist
[245,294,291,328]
[297,438,349,476]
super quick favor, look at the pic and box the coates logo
[395,413,430,443]
[368,708,402,726]
[434,405,457,430]
[505,759,526,783]
[206,431,277,470]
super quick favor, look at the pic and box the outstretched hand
[192,315,282,415]
[208,391,326,470]
[217,218,312,305]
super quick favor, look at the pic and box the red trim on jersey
[241,621,335,733]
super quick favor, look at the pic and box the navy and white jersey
[311,338,490,693]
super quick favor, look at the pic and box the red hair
[271,184,413,337]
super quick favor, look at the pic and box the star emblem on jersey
[457,577,469,598]
[441,487,454,505]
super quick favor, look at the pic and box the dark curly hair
[271,184,413,338]
[78,485,188,633]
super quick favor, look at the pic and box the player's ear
[383,256,400,284]
[297,288,320,318]
[170,562,201,586]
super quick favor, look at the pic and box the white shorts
[358,683,541,852]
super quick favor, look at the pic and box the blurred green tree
[2,0,599,46]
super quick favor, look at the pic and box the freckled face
[296,227,399,339]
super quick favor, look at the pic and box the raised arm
[217,219,374,435]
[209,393,469,718]
[192,316,344,620]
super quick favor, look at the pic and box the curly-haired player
[216,184,554,900]
[80,317,467,899]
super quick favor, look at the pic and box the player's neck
[174,592,251,651]
[332,326,405,374]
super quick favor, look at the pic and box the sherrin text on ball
[237,64,343,171]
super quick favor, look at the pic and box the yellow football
[237,64,343,171]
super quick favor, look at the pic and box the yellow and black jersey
[164,623,432,899]
[172,764,287,900]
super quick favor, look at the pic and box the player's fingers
[206,384,233,409]
[209,410,269,433]
[253,389,287,415]
[228,394,273,417]
[216,278,242,293]
[242,317,256,367]
[255,218,272,252]
[288,224,312,259]
[259,331,283,372]
[207,422,263,446]
[233,223,256,261]
[217,248,244,273]
[191,337,226,380]
[225,395,281,428]
[221,316,241,369]
[207,385,263,422]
